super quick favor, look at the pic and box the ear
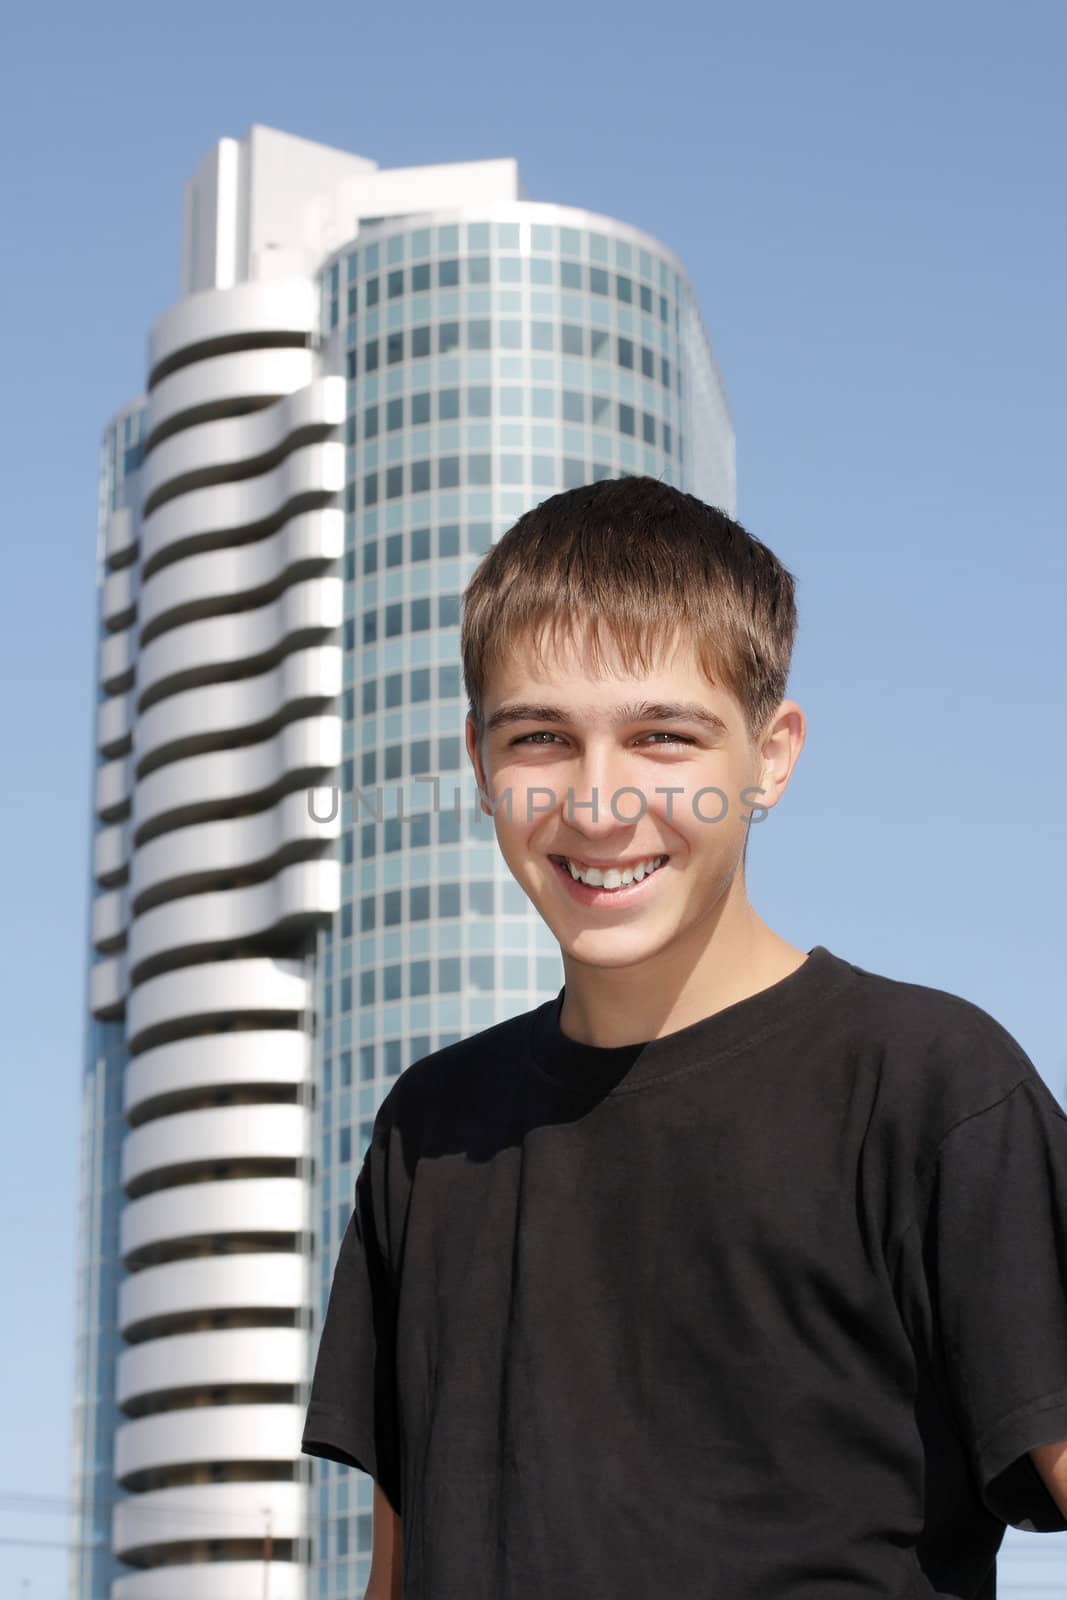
[756,700,806,812]
[465,714,490,809]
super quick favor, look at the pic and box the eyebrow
[486,700,731,739]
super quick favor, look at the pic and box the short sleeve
[301,1118,402,1516]
[922,1069,1067,1531]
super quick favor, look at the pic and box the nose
[559,742,647,838]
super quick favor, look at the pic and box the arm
[1029,1439,1067,1519]
[365,1480,403,1600]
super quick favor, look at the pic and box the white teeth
[563,855,665,889]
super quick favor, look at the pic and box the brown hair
[461,476,798,748]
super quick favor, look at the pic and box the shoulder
[373,1003,542,1142]
[829,949,1039,1140]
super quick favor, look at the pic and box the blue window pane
[469,955,494,990]
[468,880,494,914]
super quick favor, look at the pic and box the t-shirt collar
[527,945,854,1096]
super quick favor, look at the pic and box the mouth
[548,853,669,905]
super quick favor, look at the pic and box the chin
[561,930,666,968]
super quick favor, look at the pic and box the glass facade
[70,404,145,1600]
[308,204,727,1598]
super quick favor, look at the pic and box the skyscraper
[70,123,735,1600]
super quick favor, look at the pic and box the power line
[0,1488,310,1531]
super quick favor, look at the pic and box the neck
[557,885,807,1049]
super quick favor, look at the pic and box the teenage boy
[302,477,1067,1599]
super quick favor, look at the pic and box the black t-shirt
[302,944,1067,1598]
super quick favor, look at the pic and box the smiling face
[465,625,805,979]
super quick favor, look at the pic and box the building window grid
[320,223,695,1241]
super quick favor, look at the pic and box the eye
[509,731,696,747]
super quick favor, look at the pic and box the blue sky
[2,0,1065,1589]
